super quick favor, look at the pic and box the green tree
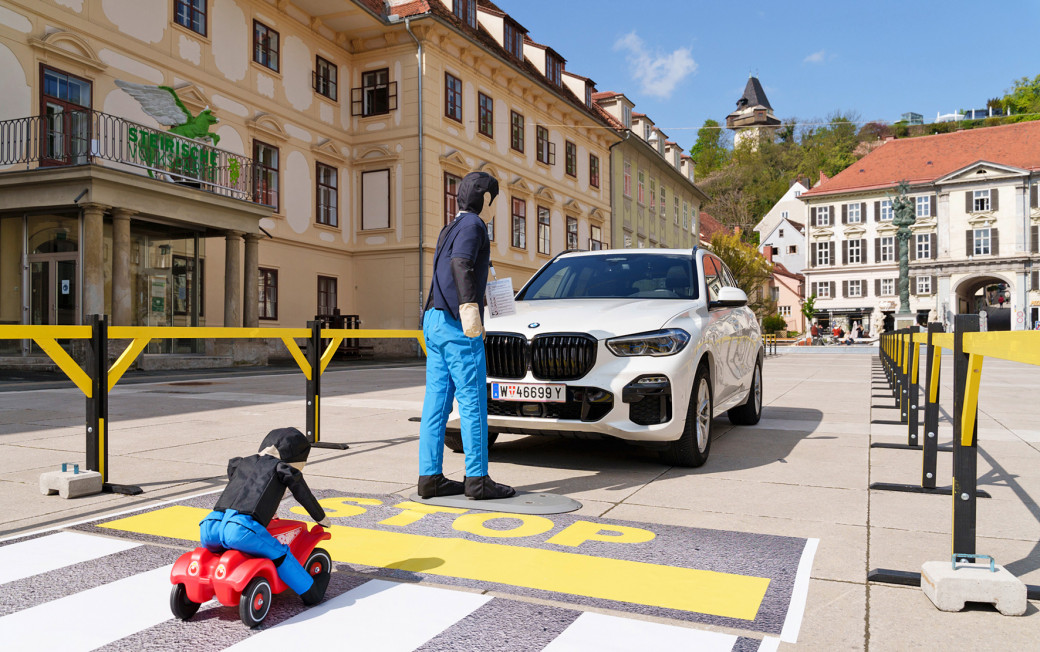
[801,294,817,326]
[689,119,729,179]
[1001,74,1040,115]
[708,232,775,319]
[762,314,787,334]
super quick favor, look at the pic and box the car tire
[728,356,763,425]
[169,583,201,621]
[239,577,272,628]
[662,365,712,467]
[445,429,499,453]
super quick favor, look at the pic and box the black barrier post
[899,329,911,424]
[307,320,349,450]
[906,325,920,445]
[893,330,903,406]
[921,322,942,489]
[85,314,141,495]
[952,313,979,562]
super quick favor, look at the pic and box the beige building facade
[0,0,617,360]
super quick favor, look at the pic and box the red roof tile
[803,121,1040,198]
[772,261,804,281]
[699,211,731,239]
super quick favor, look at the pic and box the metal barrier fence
[870,316,1040,598]
[0,316,425,494]
[763,333,778,356]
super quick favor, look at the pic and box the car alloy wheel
[695,377,711,454]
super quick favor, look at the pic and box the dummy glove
[459,303,483,338]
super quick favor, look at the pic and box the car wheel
[445,429,499,453]
[239,577,272,628]
[169,583,201,621]
[662,365,712,467]
[728,357,763,425]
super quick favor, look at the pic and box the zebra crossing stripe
[0,565,173,652]
[542,612,738,651]
[0,532,139,584]
[224,579,491,652]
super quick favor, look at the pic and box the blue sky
[500,1,1040,152]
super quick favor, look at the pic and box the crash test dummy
[199,427,331,605]
[419,171,516,500]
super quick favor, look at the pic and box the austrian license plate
[491,382,566,403]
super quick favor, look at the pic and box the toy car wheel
[305,547,332,578]
[239,577,272,628]
[170,583,201,621]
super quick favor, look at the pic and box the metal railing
[0,110,265,204]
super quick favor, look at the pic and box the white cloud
[613,31,696,100]
[803,50,826,64]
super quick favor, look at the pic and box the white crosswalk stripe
[542,611,739,652]
[0,532,139,584]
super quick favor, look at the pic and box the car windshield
[516,253,699,301]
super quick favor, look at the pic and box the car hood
[484,299,697,340]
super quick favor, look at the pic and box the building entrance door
[29,254,78,325]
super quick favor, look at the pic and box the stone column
[111,208,134,325]
[224,231,243,327]
[81,203,110,320]
[242,233,261,328]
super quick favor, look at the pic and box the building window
[848,239,862,264]
[503,19,524,59]
[174,0,206,36]
[816,241,830,266]
[683,202,689,230]
[881,278,894,296]
[794,190,802,197]
[536,126,554,165]
[622,104,631,129]
[317,276,337,316]
[817,282,831,299]
[916,233,930,259]
[787,245,797,254]
[352,68,396,116]
[817,206,831,226]
[847,202,861,223]
[674,197,679,225]
[259,268,278,320]
[546,52,562,86]
[41,66,92,165]
[781,210,788,220]
[880,236,895,262]
[590,154,599,188]
[314,56,337,100]
[316,163,338,227]
[565,141,576,177]
[637,170,645,203]
[478,92,493,138]
[445,72,462,122]
[779,305,792,316]
[566,216,578,250]
[622,160,631,197]
[537,206,551,254]
[590,225,603,250]
[172,256,204,317]
[915,196,930,218]
[453,0,476,28]
[253,140,279,210]
[510,111,524,152]
[444,171,461,225]
[511,198,526,249]
[779,228,785,238]
[848,279,862,297]
[649,179,656,214]
[880,199,893,221]
[974,228,991,256]
[361,169,390,230]
[624,233,633,248]
[659,187,665,216]
[917,276,932,295]
[487,217,495,241]
[643,122,651,140]
[973,189,991,212]
[253,21,279,72]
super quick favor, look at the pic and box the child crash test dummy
[199,427,331,605]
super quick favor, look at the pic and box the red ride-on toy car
[169,518,332,627]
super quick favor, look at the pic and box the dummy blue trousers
[199,509,313,595]
[419,307,488,478]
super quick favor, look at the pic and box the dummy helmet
[456,171,499,214]
[258,427,311,464]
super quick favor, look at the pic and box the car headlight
[606,329,690,357]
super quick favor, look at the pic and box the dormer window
[453,0,477,28]
[643,123,650,140]
[622,105,631,129]
[585,85,592,107]
[503,19,524,59]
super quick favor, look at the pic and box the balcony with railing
[0,110,265,205]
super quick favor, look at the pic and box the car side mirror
[710,286,748,309]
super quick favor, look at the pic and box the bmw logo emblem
[528,322,540,328]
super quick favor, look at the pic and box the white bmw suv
[445,248,763,467]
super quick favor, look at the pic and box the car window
[702,255,723,302]
[517,253,699,300]
[718,260,737,288]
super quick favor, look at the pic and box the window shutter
[842,280,848,298]
[829,241,835,265]
[931,233,937,259]
[990,189,999,211]
[965,192,973,213]
[909,276,917,296]
[875,278,881,296]
[992,228,999,255]
[874,238,881,263]
[966,230,973,256]
[811,243,817,267]
[909,238,916,261]
[874,201,881,222]
[1032,225,1038,254]
[930,275,936,293]
[1032,271,1039,291]
[1031,185,1038,208]
[811,207,817,227]
[842,240,848,264]
[842,204,848,224]
[811,282,818,297]
[829,281,835,297]
[930,195,936,217]
[863,277,870,296]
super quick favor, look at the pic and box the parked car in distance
[445,248,763,467]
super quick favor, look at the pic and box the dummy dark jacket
[212,454,325,526]
[425,212,490,321]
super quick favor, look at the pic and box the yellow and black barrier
[0,316,425,494]
[763,333,778,356]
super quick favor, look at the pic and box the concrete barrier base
[39,468,103,499]
[921,560,1026,616]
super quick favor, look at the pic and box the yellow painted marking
[962,331,1040,367]
[35,337,92,397]
[108,338,151,391]
[379,502,468,527]
[961,353,984,447]
[98,418,105,480]
[0,325,92,339]
[320,338,343,375]
[281,337,311,380]
[101,505,772,621]
[547,521,656,547]
[290,496,382,519]
[452,512,555,539]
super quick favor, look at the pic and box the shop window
[172,255,204,317]
[259,268,278,320]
